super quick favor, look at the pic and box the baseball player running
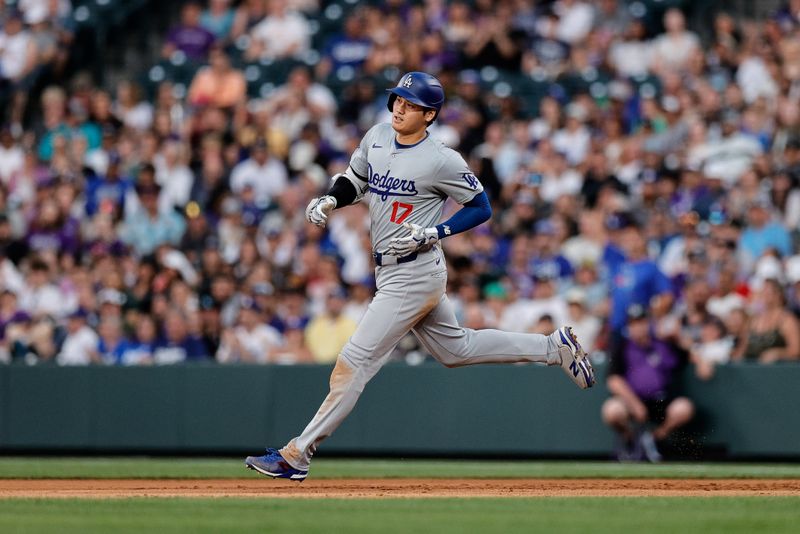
[246,72,595,480]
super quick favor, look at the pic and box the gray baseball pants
[280,248,562,470]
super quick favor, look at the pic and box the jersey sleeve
[433,150,484,204]
[348,125,380,180]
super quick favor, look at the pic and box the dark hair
[30,259,49,272]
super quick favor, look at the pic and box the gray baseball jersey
[347,123,484,252]
[279,123,564,472]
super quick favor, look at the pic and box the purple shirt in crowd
[26,218,81,255]
[166,25,215,60]
[609,335,682,401]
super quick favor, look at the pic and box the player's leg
[411,293,594,387]
[273,266,446,473]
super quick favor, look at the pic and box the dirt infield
[1,478,798,498]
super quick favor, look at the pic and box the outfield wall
[0,362,797,458]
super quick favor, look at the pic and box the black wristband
[328,175,358,208]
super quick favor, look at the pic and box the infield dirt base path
[1,479,798,498]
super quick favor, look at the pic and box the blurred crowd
[0,0,800,373]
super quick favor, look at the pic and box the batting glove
[305,196,337,228]
[386,222,439,256]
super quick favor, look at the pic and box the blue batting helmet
[386,72,445,120]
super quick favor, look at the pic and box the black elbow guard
[327,174,358,208]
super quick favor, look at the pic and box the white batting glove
[305,196,337,228]
[386,222,439,256]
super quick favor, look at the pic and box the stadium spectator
[245,0,311,61]
[316,11,372,80]
[154,137,194,212]
[606,223,673,336]
[153,308,208,364]
[121,182,186,256]
[601,305,695,462]
[650,8,700,76]
[55,308,98,366]
[216,297,283,363]
[271,325,313,364]
[690,317,733,381]
[19,258,63,319]
[187,46,246,110]
[738,278,800,363]
[230,0,268,41]
[200,0,236,41]
[96,316,128,365]
[608,20,651,78]
[113,81,153,132]
[119,313,158,366]
[0,10,38,126]
[266,66,337,122]
[565,288,601,354]
[738,198,793,272]
[229,137,288,208]
[162,1,216,62]
[0,0,799,379]
[463,2,524,71]
[84,152,132,218]
[305,287,357,364]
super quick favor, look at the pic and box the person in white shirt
[539,151,583,203]
[608,19,652,77]
[114,80,153,132]
[551,104,591,166]
[554,0,594,45]
[0,13,36,83]
[246,0,310,60]
[690,114,763,185]
[0,245,25,295]
[0,128,24,184]
[216,298,283,363]
[650,8,699,75]
[229,138,288,208]
[19,259,65,319]
[690,318,733,381]
[500,274,569,333]
[154,138,194,212]
[56,309,100,366]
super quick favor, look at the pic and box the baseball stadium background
[0,0,798,531]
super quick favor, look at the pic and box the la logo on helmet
[402,75,413,88]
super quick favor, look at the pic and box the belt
[373,251,418,266]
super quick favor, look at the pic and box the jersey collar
[394,131,429,150]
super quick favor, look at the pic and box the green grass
[0,497,797,534]
[1,459,797,533]
[1,457,800,479]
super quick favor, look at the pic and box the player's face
[391,96,435,137]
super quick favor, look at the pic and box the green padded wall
[0,363,797,457]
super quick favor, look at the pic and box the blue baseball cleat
[245,448,308,481]
[554,326,595,389]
